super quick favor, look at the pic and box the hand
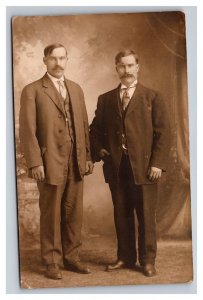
[85,161,94,175]
[99,148,110,158]
[31,165,45,181]
[147,166,162,181]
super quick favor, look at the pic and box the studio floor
[19,235,193,290]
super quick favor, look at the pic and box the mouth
[122,74,134,79]
[53,67,64,71]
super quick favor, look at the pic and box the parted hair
[115,49,139,64]
[44,43,67,57]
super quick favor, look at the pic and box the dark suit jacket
[90,83,170,185]
[19,73,91,185]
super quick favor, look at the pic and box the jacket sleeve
[89,95,106,162]
[150,92,171,171]
[19,85,43,169]
[80,88,92,161]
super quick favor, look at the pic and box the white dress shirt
[119,80,137,100]
[47,72,67,98]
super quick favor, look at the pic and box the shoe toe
[143,264,156,277]
[46,264,62,280]
[64,261,91,274]
[105,260,125,272]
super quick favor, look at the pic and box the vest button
[58,114,62,118]
[59,129,62,133]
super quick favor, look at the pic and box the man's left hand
[85,161,94,175]
[148,166,162,181]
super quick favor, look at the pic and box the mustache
[53,66,64,71]
[121,74,134,78]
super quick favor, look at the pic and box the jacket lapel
[112,83,143,118]
[64,79,78,119]
[125,83,143,117]
[42,74,65,116]
[109,85,122,118]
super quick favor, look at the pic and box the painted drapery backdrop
[12,12,191,247]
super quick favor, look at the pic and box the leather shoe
[105,260,132,272]
[142,264,156,277]
[64,261,91,274]
[46,263,62,280]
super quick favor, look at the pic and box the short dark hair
[44,43,67,57]
[115,50,139,64]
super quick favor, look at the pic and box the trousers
[109,154,158,266]
[37,145,83,265]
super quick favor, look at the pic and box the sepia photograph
[12,11,193,289]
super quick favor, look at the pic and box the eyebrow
[49,55,67,58]
[118,63,135,66]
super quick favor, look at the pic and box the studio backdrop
[12,11,191,247]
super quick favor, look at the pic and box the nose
[125,66,130,73]
[55,58,61,65]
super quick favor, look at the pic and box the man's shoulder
[22,76,44,91]
[65,78,83,92]
[138,83,160,98]
[98,83,159,99]
[99,87,118,99]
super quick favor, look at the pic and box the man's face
[43,47,67,78]
[116,54,139,86]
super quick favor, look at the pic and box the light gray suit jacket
[19,73,91,185]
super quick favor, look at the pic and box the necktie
[122,88,130,111]
[57,80,66,99]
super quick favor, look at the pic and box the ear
[136,64,140,72]
[43,57,47,66]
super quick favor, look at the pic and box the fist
[85,161,94,175]
[31,165,45,182]
[99,148,110,158]
[147,166,162,181]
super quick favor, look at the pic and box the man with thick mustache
[90,50,170,277]
[19,43,93,279]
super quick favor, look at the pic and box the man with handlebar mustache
[90,49,170,277]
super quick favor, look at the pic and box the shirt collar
[120,79,137,90]
[47,72,65,83]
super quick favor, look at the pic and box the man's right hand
[99,148,110,158]
[31,165,45,181]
